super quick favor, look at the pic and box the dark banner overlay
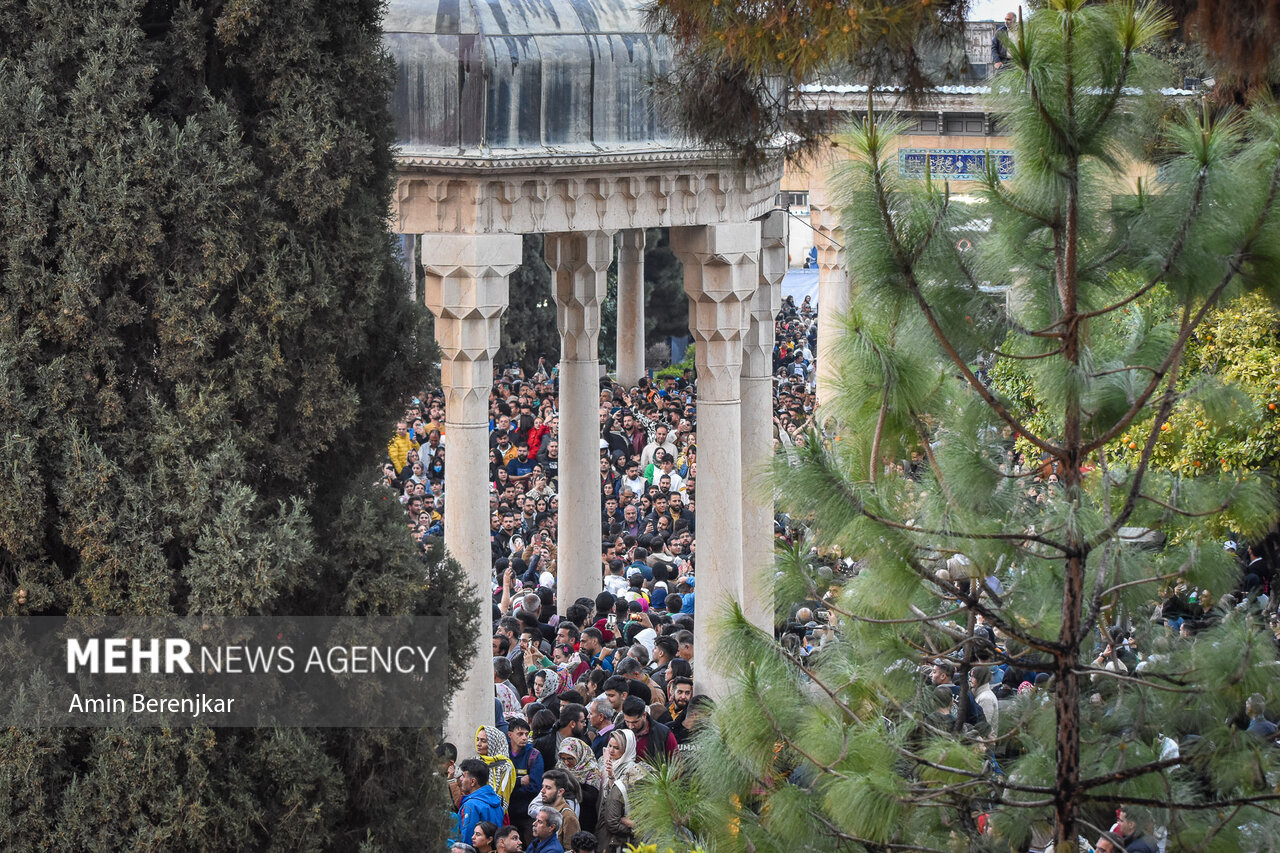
[0,617,447,728]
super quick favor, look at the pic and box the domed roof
[384,0,678,158]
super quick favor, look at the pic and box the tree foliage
[636,2,1280,850]
[0,0,474,848]
[649,0,970,162]
[992,290,1280,485]
[650,0,1280,162]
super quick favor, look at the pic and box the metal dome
[384,0,677,157]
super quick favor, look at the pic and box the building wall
[778,91,1166,264]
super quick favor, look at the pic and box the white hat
[539,570,556,588]
[635,628,657,654]
[1224,540,1238,552]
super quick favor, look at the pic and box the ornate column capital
[421,232,521,419]
[744,211,788,379]
[546,231,613,363]
[808,186,846,274]
[671,222,761,401]
[617,227,645,259]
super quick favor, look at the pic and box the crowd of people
[381,295,819,852]
[383,284,1278,853]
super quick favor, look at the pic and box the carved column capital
[808,186,849,406]
[744,210,788,379]
[808,187,846,274]
[547,231,612,363]
[421,232,520,421]
[671,222,760,401]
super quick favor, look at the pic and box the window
[775,191,809,209]
[943,115,987,136]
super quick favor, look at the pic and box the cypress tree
[635,2,1280,850]
[0,0,474,848]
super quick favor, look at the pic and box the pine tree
[635,2,1280,850]
[0,0,474,848]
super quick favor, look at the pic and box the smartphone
[606,613,617,631]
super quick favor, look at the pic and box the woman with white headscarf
[596,728,651,853]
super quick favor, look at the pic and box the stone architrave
[809,184,848,407]
[546,231,614,613]
[741,211,787,632]
[421,232,520,754]
[394,163,779,237]
[615,229,646,388]
[671,221,760,699]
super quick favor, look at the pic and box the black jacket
[637,718,675,761]
[1122,831,1158,853]
[992,24,1011,64]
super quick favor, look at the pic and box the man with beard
[666,676,695,743]
[579,628,613,673]
[508,443,536,488]
[495,825,524,853]
[535,703,588,771]
[536,439,560,483]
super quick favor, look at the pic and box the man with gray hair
[992,11,1016,70]
[527,806,565,853]
[588,695,616,756]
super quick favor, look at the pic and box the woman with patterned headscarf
[525,667,561,704]
[474,725,516,810]
[596,729,651,853]
[557,737,604,830]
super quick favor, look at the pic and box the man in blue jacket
[456,758,505,845]
[526,807,566,853]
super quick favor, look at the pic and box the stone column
[671,221,760,699]
[546,231,613,613]
[741,211,787,632]
[615,229,646,387]
[421,232,520,754]
[810,185,848,407]
[400,233,418,302]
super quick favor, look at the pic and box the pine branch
[1075,162,1210,326]
[1084,149,1280,458]
[824,600,967,626]
[1076,664,1198,692]
[864,134,1061,458]
[990,345,1067,361]
[1088,365,1160,379]
[1077,755,1185,790]
[1135,489,1237,518]
[1187,805,1244,853]
[1082,791,1280,810]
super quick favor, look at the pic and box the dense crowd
[381,295,818,852]
[382,285,1278,853]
